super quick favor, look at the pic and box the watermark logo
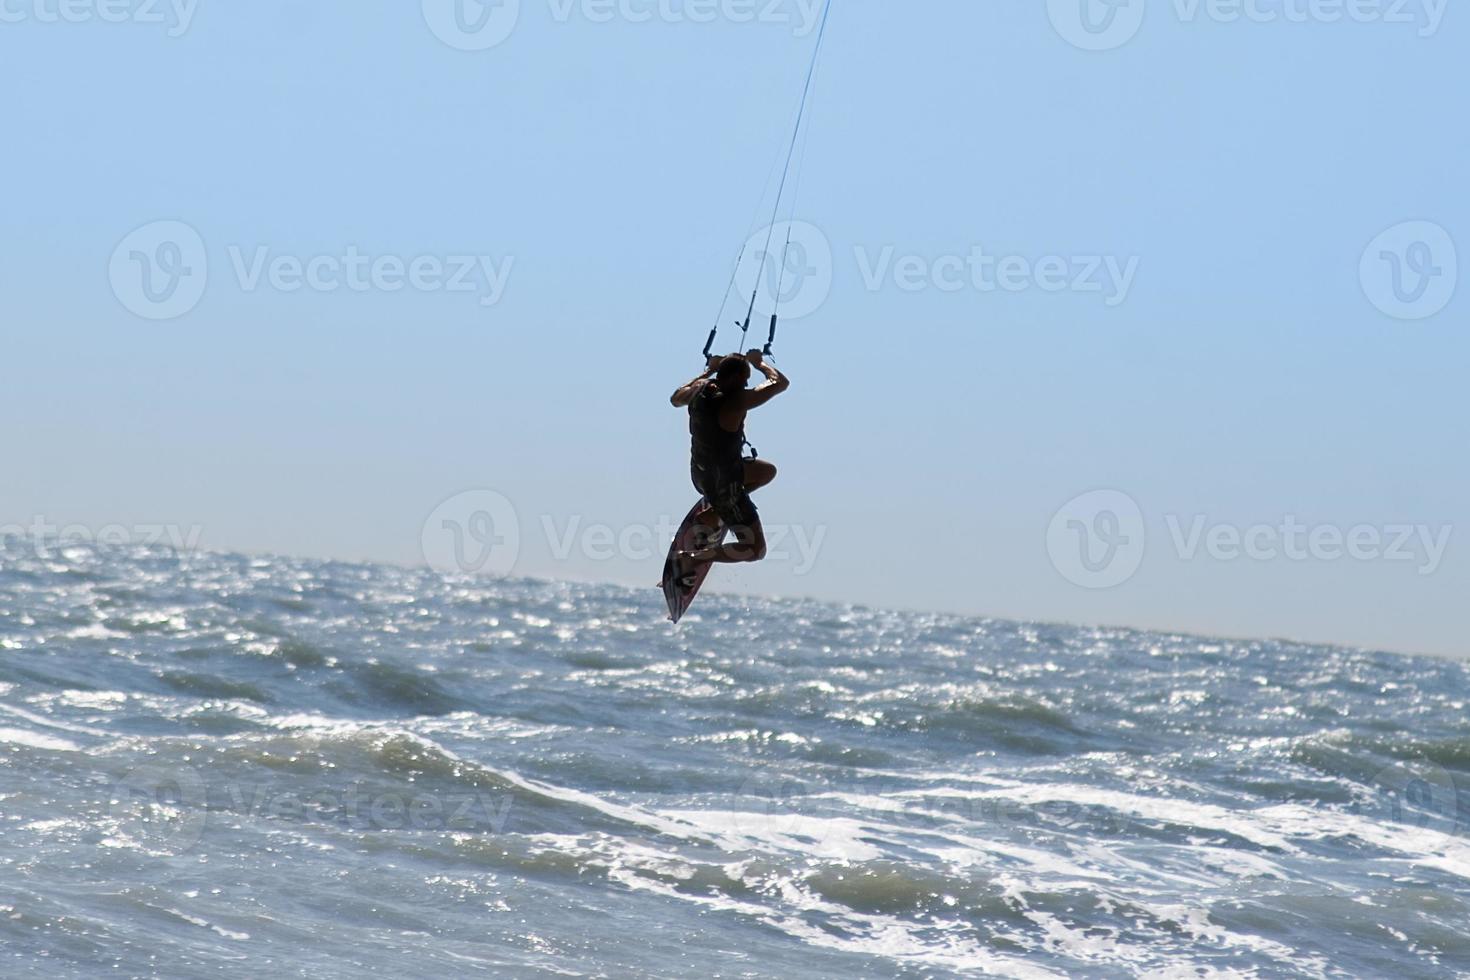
[1048,495,1454,589]
[423,0,825,47]
[109,221,514,320]
[547,0,825,33]
[422,0,521,50]
[725,224,1140,312]
[1047,0,1146,50]
[422,489,522,577]
[1047,489,1147,589]
[1171,0,1449,35]
[734,221,833,322]
[418,492,830,579]
[1364,759,1458,842]
[221,781,516,834]
[109,220,209,321]
[108,765,519,855]
[108,764,208,855]
[540,513,827,574]
[1360,220,1457,321]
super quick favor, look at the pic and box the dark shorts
[691,460,759,530]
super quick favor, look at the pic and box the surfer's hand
[745,349,764,367]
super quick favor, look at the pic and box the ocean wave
[328,661,470,716]
[159,670,272,704]
[3,545,1468,977]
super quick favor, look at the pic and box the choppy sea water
[1,541,1467,979]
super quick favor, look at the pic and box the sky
[1,0,1465,657]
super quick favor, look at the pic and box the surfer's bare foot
[693,507,721,535]
[690,524,721,552]
[674,551,707,587]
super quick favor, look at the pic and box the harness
[689,383,755,481]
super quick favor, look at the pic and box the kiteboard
[661,499,726,623]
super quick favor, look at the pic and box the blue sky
[1,0,1465,656]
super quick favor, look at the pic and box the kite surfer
[670,350,789,577]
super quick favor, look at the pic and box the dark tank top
[689,382,744,477]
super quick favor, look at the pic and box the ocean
[1,540,1466,978]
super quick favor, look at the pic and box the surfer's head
[715,355,752,390]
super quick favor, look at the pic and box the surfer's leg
[683,477,762,563]
[690,513,724,556]
[691,486,765,563]
[744,459,777,493]
[693,517,766,564]
[689,465,723,535]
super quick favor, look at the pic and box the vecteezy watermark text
[540,513,826,574]
[109,220,515,320]
[422,0,825,52]
[108,764,518,855]
[855,246,1140,308]
[226,246,512,307]
[220,783,515,834]
[1048,0,1447,51]
[546,0,824,31]
[1048,489,1453,588]
[1166,515,1451,572]
[0,517,205,557]
[0,0,198,35]
[420,489,829,579]
[731,221,1143,319]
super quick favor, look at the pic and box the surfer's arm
[670,374,711,408]
[671,358,721,407]
[742,359,789,410]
